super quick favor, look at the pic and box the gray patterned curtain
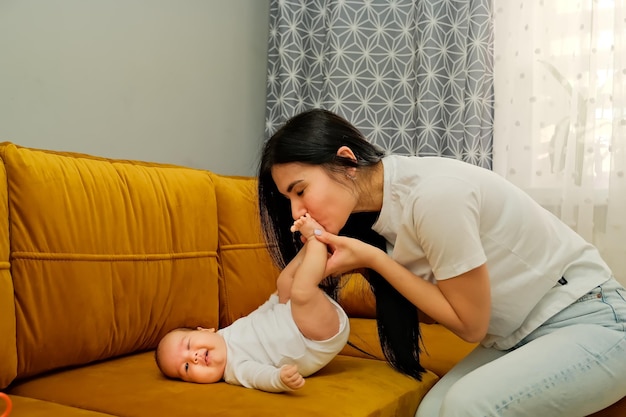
[265,0,494,168]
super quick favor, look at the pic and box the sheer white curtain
[493,0,626,284]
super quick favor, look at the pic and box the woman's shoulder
[384,154,479,170]
[383,154,484,186]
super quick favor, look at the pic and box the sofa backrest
[0,159,17,389]
[0,143,221,381]
[212,174,281,327]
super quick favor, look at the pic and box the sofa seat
[344,319,478,378]
[8,352,438,417]
[7,395,115,416]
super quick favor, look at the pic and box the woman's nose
[291,201,306,220]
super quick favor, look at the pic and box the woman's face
[271,162,357,234]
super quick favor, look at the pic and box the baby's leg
[276,267,293,304]
[289,214,341,341]
[290,213,320,238]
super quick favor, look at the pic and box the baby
[155,213,349,393]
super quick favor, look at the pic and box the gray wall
[0,0,270,176]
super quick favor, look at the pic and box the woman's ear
[336,146,357,162]
[337,146,358,179]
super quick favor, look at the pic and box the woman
[257,108,626,417]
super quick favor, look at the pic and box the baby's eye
[185,363,189,373]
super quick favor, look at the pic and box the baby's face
[158,328,227,383]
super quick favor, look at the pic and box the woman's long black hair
[257,108,425,380]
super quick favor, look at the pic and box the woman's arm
[316,232,491,343]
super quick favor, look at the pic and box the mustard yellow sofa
[0,142,623,417]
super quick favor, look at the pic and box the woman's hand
[313,229,382,276]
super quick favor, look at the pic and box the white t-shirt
[372,155,612,349]
[219,293,349,392]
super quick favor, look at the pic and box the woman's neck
[354,161,384,212]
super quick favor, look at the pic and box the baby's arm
[230,361,304,393]
[279,364,305,390]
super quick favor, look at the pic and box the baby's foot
[290,213,324,240]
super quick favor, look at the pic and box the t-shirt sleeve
[410,176,487,280]
[228,360,291,393]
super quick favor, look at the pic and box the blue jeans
[416,277,626,417]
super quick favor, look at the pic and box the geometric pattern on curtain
[265,0,494,168]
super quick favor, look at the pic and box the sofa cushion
[0,143,221,380]
[7,395,116,416]
[336,272,376,318]
[212,174,281,327]
[8,351,439,417]
[342,319,477,377]
[0,159,17,390]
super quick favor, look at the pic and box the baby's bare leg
[289,214,340,341]
[291,213,320,239]
[276,267,293,304]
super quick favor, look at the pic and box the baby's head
[155,327,227,383]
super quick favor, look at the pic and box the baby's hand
[280,364,305,390]
[290,213,324,240]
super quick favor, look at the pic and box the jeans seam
[490,333,626,416]
[600,285,620,323]
[614,288,626,332]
